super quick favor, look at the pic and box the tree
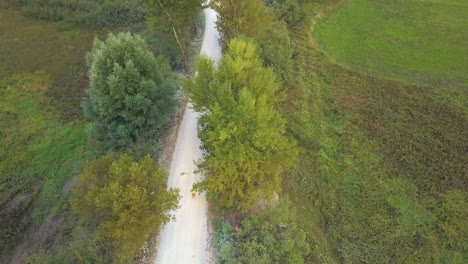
[70,153,180,260]
[186,38,297,212]
[83,32,178,153]
[141,0,205,72]
[211,0,272,48]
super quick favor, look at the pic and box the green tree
[186,38,297,212]
[141,0,205,71]
[83,32,178,153]
[70,153,180,260]
[211,0,272,48]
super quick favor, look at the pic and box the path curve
[154,7,221,264]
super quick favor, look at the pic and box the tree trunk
[157,0,190,73]
[172,27,190,73]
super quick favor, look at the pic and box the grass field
[0,6,96,261]
[0,8,99,120]
[314,0,468,88]
[278,1,468,262]
[0,72,87,259]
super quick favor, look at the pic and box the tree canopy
[70,153,180,260]
[186,38,297,212]
[83,32,178,153]
[211,0,272,48]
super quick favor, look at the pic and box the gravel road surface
[154,6,221,264]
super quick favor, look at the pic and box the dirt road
[154,7,221,264]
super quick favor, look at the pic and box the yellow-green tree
[186,38,297,212]
[211,0,272,48]
[70,154,180,260]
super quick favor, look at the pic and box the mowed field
[314,0,468,88]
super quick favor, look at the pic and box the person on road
[191,187,196,197]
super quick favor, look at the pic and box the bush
[259,21,294,84]
[216,199,310,264]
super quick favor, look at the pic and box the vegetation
[215,199,310,264]
[210,0,467,262]
[0,73,87,258]
[83,32,179,155]
[0,2,186,262]
[70,154,180,261]
[314,0,468,88]
[258,21,294,84]
[187,38,297,212]
[2,0,467,262]
[272,0,468,262]
[142,0,205,72]
[14,0,147,29]
[211,0,272,48]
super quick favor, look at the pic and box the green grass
[314,0,468,88]
[276,1,468,262]
[0,8,99,120]
[0,73,84,204]
[0,7,94,258]
[0,73,87,256]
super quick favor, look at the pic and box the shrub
[216,199,310,264]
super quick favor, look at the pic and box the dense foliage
[186,38,297,212]
[211,0,272,48]
[258,21,294,84]
[215,199,310,263]
[70,154,180,261]
[14,0,147,29]
[142,0,204,71]
[83,32,178,154]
